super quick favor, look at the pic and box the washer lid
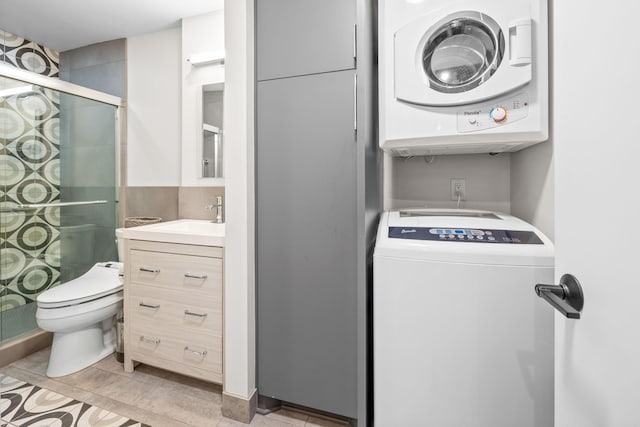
[37,262,123,307]
[375,210,554,267]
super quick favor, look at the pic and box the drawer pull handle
[139,267,160,273]
[184,309,208,318]
[139,302,160,309]
[184,346,208,357]
[184,273,208,279]
[139,336,160,345]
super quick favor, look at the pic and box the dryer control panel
[388,227,543,244]
[457,93,529,133]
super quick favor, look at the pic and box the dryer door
[395,4,533,106]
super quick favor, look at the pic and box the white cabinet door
[553,2,640,425]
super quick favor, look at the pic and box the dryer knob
[490,107,508,123]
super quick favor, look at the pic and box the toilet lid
[37,262,123,307]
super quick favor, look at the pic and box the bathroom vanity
[119,220,225,384]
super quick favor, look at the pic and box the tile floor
[0,349,349,427]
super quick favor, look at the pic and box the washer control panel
[457,93,529,133]
[388,227,543,244]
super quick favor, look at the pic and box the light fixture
[0,85,35,98]
[188,50,225,67]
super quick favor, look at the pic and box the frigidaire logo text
[401,229,417,234]
[464,111,481,116]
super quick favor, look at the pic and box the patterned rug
[0,375,150,426]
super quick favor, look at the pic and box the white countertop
[118,219,225,247]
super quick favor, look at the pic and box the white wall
[181,11,225,187]
[126,28,182,186]
[510,140,554,240]
[387,153,512,213]
[223,0,255,399]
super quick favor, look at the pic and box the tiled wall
[0,30,61,314]
[59,39,126,98]
[1,30,59,77]
[126,187,225,223]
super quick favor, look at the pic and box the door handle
[535,274,584,319]
[508,18,532,66]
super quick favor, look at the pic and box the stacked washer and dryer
[375,0,552,426]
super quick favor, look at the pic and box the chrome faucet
[204,196,223,223]
[214,195,223,223]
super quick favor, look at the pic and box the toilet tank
[115,228,125,262]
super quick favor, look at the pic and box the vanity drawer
[129,250,222,294]
[130,327,222,378]
[128,286,222,336]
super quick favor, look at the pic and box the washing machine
[379,0,549,156]
[373,209,554,426]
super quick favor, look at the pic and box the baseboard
[0,330,52,368]
[222,388,257,424]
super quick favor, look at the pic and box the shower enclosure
[0,64,121,344]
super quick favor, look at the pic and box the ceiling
[0,0,225,52]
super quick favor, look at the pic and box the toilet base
[46,319,115,377]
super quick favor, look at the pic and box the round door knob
[490,107,508,123]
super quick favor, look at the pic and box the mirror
[202,83,224,178]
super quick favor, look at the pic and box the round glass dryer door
[422,11,505,94]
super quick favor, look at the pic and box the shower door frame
[0,63,122,106]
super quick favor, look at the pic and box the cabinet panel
[129,250,222,295]
[130,328,222,374]
[257,0,356,81]
[128,240,223,258]
[129,285,222,337]
[256,70,357,417]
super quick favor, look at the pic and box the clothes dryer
[373,209,554,426]
[380,0,548,156]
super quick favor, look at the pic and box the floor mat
[0,375,150,426]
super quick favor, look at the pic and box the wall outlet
[450,178,466,201]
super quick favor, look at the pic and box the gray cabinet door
[257,69,357,418]
[256,0,356,81]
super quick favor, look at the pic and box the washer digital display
[388,227,543,244]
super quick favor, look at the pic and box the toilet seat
[36,292,123,321]
[37,262,123,309]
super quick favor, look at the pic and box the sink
[152,220,225,234]
[119,219,225,246]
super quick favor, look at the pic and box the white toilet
[36,229,125,377]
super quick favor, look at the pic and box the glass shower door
[0,78,59,341]
[0,74,118,343]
